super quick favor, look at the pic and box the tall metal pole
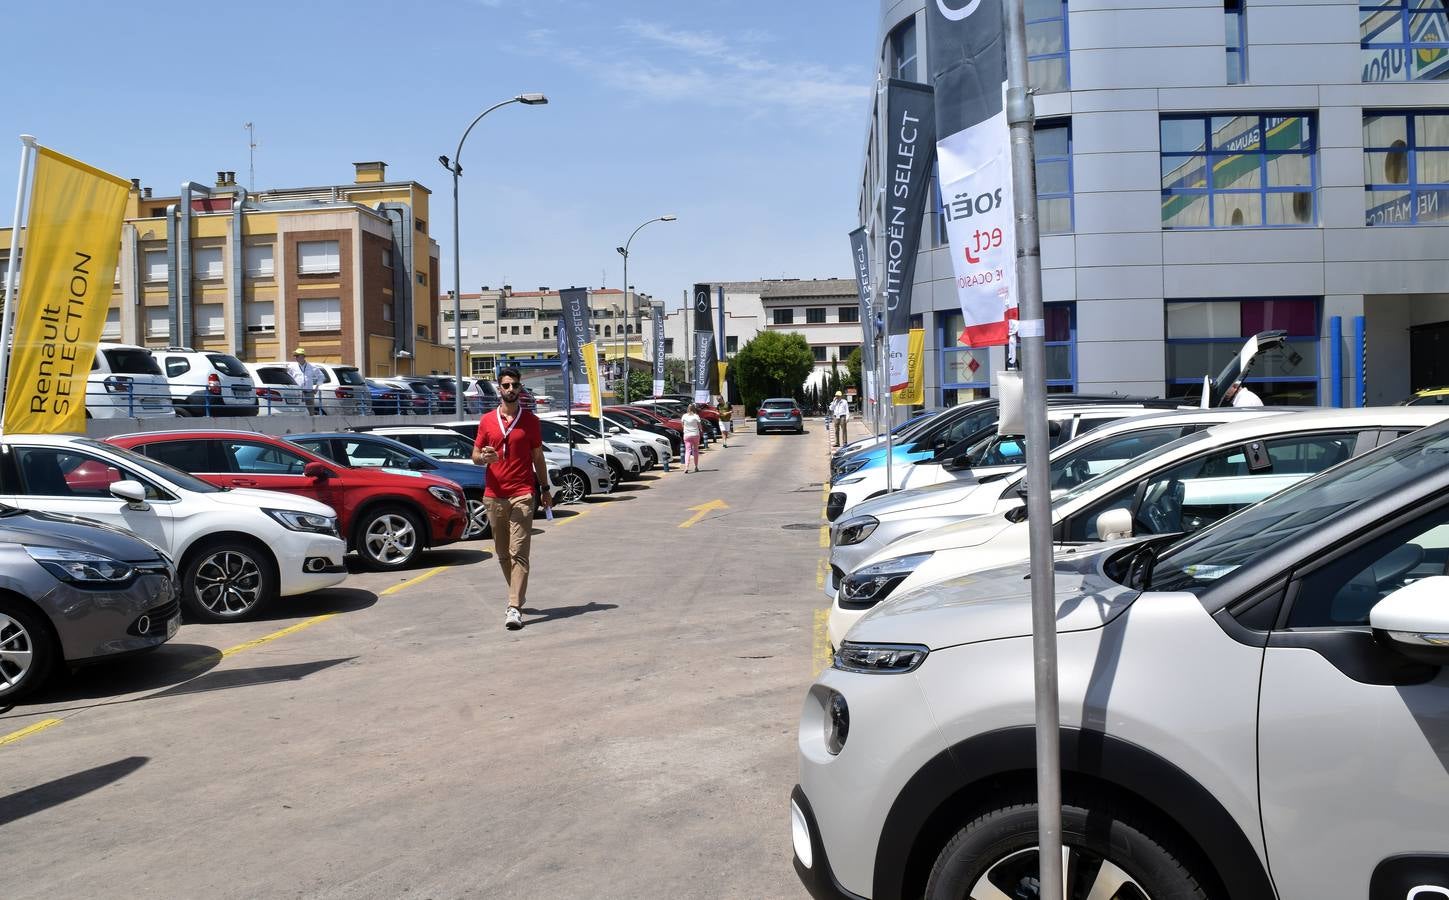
[618,215,675,405]
[0,135,38,426]
[1003,0,1062,892]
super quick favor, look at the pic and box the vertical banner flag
[692,331,715,405]
[881,79,936,406]
[847,227,877,403]
[3,147,130,434]
[581,341,602,416]
[896,328,926,405]
[651,305,666,397]
[556,316,572,396]
[928,0,1017,348]
[715,285,728,404]
[558,288,593,407]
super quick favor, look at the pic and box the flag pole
[0,135,38,426]
[1001,0,1063,893]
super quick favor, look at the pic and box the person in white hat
[829,390,850,448]
[287,347,325,414]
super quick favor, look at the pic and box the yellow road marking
[551,507,589,526]
[380,565,448,597]
[678,498,729,529]
[819,525,830,548]
[0,717,62,748]
[219,613,340,657]
[812,609,832,677]
[816,558,826,588]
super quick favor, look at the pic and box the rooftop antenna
[244,122,258,190]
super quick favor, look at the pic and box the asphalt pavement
[0,419,836,899]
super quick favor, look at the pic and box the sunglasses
[498,382,519,390]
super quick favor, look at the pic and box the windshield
[1051,429,1212,509]
[762,400,794,409]
[104,348,162,376]
[256,367,297,386]
[1150,423,1449,593]
[79,438,221,494]
[335,367,366,386]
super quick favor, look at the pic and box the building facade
[864,0,1449,409]
[442,286,652,377]
[2,161,446,377]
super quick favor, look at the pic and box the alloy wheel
[463,497,488,539]
[365,513,418,566]
[559,471,588,503]
[970,846,1150,900]
[0,611,35,694]
[194,550,265,617]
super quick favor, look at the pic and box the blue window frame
[1027,0,1070,93]
[1160,113,1317,229]
[1360,0,1449,83]
[938,304,1075,399]
[1036,119,1074,234]
[889,17,918,82]
[1164,298,1320,404]
[1226,0,1248,84]
[1364,110,1449,225]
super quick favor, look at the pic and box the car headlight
[835,515,879,546]
[25,546,136,585]
[835,475,866,485]
[838,552,932,609]
[836,457,868,478]
[427,486,462,507]
[833,642,930,674]
[585,458,607,470]
[264,508,340,536]
[609,440,630,453]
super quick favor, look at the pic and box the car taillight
[103,375,132,394]
[384,392,397,400]
[335,387,348,398]
[792,409,801,417]
[257,387,282,400]
[207,373,222,395]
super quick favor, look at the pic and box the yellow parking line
[819,525,830,548]
[380,565,448,597]
[219,613,340,657]
[0,717,62,748]
[552,507,589,526]
[812,609,832,677]
[816,558,826,588]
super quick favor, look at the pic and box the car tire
[355,505,424,571]
[606,458,625,486]
[0,596,57,704]
[925,797,1210,900]
[462,491,490,541]
[181,539,276,623]
[558,469,589,504]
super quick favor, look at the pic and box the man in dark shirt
[472,367,552,630]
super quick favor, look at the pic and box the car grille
[129,598,180,636]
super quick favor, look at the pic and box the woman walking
[682,403,703,473]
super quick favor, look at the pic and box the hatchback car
[758,398,804,434]
[0,506,180,703]
[109,431,466,571]
[795,417,1449,900]
[0,434,346,622]
[156,347,259,417]
[243,362,309,416]
[86,342,175,419]
[311,363,372,415]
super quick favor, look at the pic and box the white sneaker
[505,607,523,630]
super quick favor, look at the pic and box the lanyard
[496,408,519,458]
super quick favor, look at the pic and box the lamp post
[441,92,548,418]
[616,214,676,405]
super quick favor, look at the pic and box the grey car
[757,397,803,434]
[0,506,179,703]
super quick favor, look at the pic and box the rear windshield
[335,367,366,386]
[256,367,296,386]
[103,348,162,376]
[206,354,249,377]
[762,400,795,409]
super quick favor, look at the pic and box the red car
[107,430,467,571]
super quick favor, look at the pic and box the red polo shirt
[474,407,543,498]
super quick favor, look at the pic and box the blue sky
[2,0,877,310]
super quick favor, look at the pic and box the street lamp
[441,92,548,418]
[616,214,677,404]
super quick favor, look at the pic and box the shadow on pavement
[245,587,379,623]
[421,548,491,566]
[13,642,223,708]
[0,756,149,828]
[520,601,618,626]
[610,483,649,492]
[152,657,355,699]
[589,493,637,503]
[548,507,584,519]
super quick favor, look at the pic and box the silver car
[794,418,1449,899]
[757,397,804,434]
[0,506,179,703]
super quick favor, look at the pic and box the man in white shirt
[1225,382,1264,407]
[829,391,850,448]
[287,348,325,414]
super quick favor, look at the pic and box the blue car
[287,431,492,540]
[365,380,405,416]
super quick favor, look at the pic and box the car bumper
[276,535,349,596]
[45,569,180,662]
[792,786,868,900]
[427,506,468,547]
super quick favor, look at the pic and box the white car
[154,347,259,417]
[310,362,371,415]
[86,342,175,419]
[0,434,347,622]
[243,362,309,416]
[536,417,641,484]
[401,423,614,503]
[544,411,669,471]
[832,407,1448,649]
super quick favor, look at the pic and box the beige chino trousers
[484,495,536,608]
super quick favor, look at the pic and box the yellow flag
[4,147,130,434]
[893,328,926,406]
[581,341,602,416]
[716,361,728,394]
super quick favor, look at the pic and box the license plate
[232,385,251,397]
[165,614,180,640]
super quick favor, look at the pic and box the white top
[1231,386,1264,407]
[830,398,850,418]
[288,360,325,391]
[682,412,702,439]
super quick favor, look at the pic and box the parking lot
[1,423,833,899]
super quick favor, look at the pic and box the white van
[86,343,176,419]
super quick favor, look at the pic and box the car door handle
[231,478,258,487]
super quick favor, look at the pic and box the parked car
[635,398,720,437]
[86,342,175,420]
[757,397,804,434]
[833,408,940,460]
[1402,386,1449,406]
[108,431,465,572]
[0,506,180,703]
[411,376,456,412]
[462,377,500,414]
[155,347,259,417]
[288,431,494,540]
[428,422,612,503]
[243,362,309,416]
[537,418,641,484]
[0,434,346,623]
[364,379,407,416]
[606,406,683,456]
[311,363,372,415]
[369,377,429,415]
[794,416,1449,900]
[548,412,669,470]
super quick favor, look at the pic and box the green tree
[845,347,862,390]
[611,370,652,402]
[733,331,814,414]
[664,356,689,393]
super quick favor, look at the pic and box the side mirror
[1370,577,1449,667]
[945,454,972,471]
[407,457,432,471]
[303,461,334,480]
[110,480,147,504]
[1096,507,1134,541]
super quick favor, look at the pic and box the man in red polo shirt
[471,367,552,630]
